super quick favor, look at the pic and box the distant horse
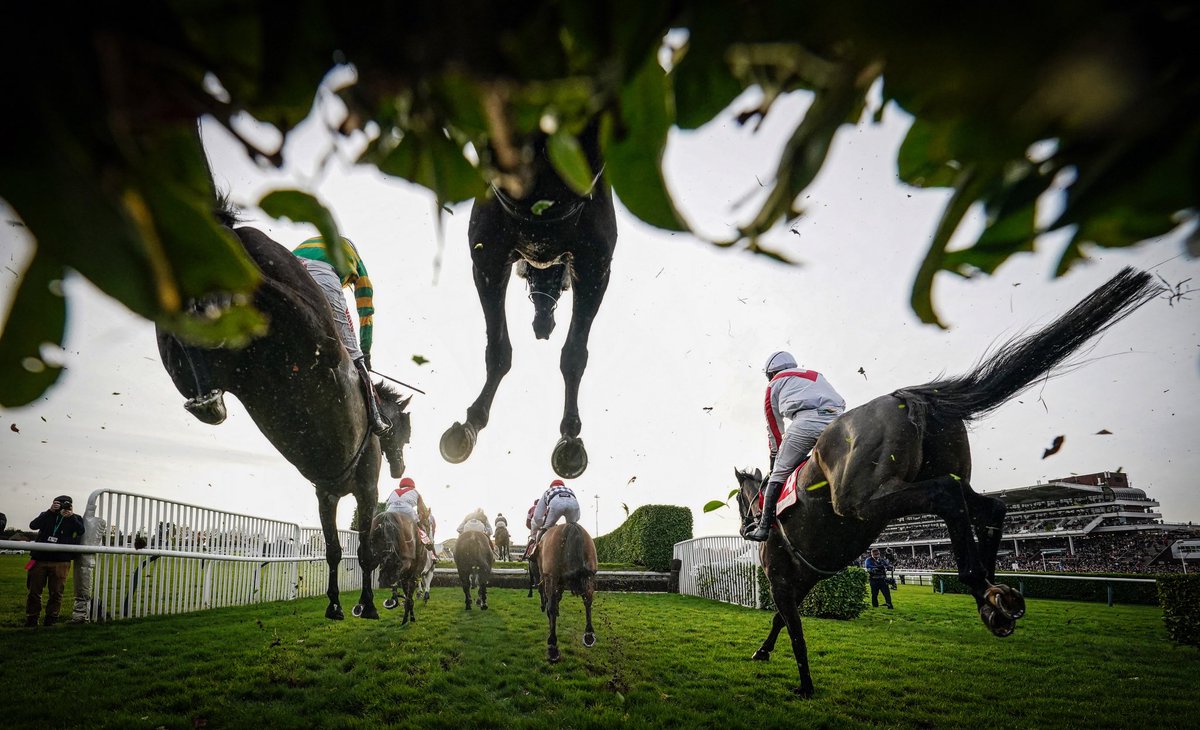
[439,120,617,479]
[537,522,597,662]
[370,511,430,624]
[494,523,511,561]
[156,205,413,621]
[453,530,494,610]
[735,267,1159,697]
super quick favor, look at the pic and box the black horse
[454,530,494,610]
[736,267,1158,697]
[370,511,430,624]
[439,121,617,479]
[157,208,412,621]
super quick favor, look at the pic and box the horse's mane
[214,192,243,228]
[376,381,408,409]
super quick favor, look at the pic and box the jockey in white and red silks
[529,479,582,548]
[385,476,433,549]
[744,351,845,542]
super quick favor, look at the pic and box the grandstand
[873,472,1200,573]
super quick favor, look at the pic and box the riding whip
[370,369,426,395]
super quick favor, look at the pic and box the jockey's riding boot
[744,481,783,542]
[354,357,390,435]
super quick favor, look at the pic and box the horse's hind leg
[478,573,489,610]
[546,583,562,663]
[318,494,345,620]
[965,492,1025,619]
[752,612,786,661]
[460,571,472,610]
[861,476,1020,635]
[582,583,596,647]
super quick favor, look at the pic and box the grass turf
[1,554,1195,728]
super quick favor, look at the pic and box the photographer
[26,495,86,627]
[864,548,895,609]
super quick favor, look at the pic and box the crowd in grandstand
[882,532,1193,574]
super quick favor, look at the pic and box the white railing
[2,489,362,622]
[674,536,762,609]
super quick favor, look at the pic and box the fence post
[1107,584,1114,607]
[938,578,944,594]
[668,558,681,594]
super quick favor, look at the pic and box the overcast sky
[2,81,1197,541]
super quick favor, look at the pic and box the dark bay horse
[537,522,597,663]
[156,210,413,621]
[453,530,494,610]
[369,511,430,624]
[735,266,1159,697]
[439,120,617,479]
[494,523,511,561]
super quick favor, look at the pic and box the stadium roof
[983,480,1147,507]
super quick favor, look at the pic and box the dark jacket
[864,556,891,581]
[29,510,86,562]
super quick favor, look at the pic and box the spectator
[864,548,894,609]
[27,495,86,627]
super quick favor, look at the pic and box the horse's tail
[559,523,597,594]
[895,267,1159,429]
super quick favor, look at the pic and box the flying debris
[1042,435,1065,459]
[857,367,867,379]
[412,354,429,366]
[1095,429,1113,435]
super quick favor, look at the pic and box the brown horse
[735,266,1159,697]
[453,530,494,610]
[537,522,597,663]
[494,523,511,561]
[368,511,430,624]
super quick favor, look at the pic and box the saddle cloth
[756,457,810,518]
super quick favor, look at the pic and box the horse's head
[516,259,571,340]
[734,467,765,532]
[376,384,413,478]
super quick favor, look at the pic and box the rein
[329,420,373,487]
[741,477,842,577]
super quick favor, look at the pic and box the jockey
[457,508,492,536]
[744,350,846,542]
[495,513,508,531]
[527,479,582,551]
[384,476,433,549]
[293,234,389,435]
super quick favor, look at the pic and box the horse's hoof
[983,586,1012,621]
[326,604,344,621]
[583,632,596,647]
[351,604,364,618]
[751,649,770,661]
[980,604,1016,637]
[547,646,561,663]
[551,436,587,479]
[439,422,476,464]
[793,685,815,699]
[383,598,398,610]
[184,391,227,425]
[481,603,488,611]
[997,584,1026,619]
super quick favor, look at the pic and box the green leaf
[806,481,829,491]
[531,200,555,216]
[158,302,269,349]
[702,500,727,513]
[374,129,485,205]
[546,130,597,196]
[605,52,688,232]
[727,488,741,499]
[259,190,345,275]
[896,117,960,189]
[0,248,66,406]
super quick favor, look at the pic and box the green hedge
[594,505,692,572]
[1157,575,1200,647]
[928,571,1160,605]
[758,566,868,620]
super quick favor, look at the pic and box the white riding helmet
[763,351,797,376]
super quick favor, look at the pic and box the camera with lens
[59,499,73,511]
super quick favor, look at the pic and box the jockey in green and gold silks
[293,236,375,360]
[293,235,388,435]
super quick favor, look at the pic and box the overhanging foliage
[2,2,1196,405]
